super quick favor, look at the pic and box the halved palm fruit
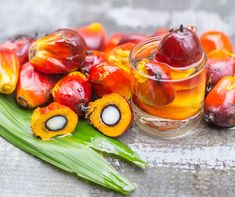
[86,93,133,137]
[31,102,78,140]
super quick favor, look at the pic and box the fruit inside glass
[129,37,207,139]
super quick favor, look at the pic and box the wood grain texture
[0,0,235,196]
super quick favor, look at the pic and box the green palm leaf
[0,95,146,194]
[68,121,147,169]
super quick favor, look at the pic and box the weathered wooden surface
[0,0,235,196]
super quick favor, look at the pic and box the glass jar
[129,36,207,139]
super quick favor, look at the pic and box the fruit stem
[79,103,90,113]
[180,24,184,32]
[155,72,162,80]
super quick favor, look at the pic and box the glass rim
[129,36,207,83]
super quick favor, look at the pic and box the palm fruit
[29,29,87,74]
[0,49,20,94]
[86,93,133,137]
[31,102,78,140]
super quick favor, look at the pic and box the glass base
[131,102,203,139]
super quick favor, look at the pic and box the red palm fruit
[29,29,87,74]
[155,25,203,68]
[75,23,107,51]
[206,50,235,92]
[16,62,59,108]
[81,50,106,73]
[88,62,131,99]
[0,35,35,65]
[204,76,235,127]
[200,31,233,54]
[52,72,92,117]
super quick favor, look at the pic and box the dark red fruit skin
[82,50,106,73]
[52,72,92,117]
[155,26,203,68]
[0,35,35,65]
[207,57,235,92]
[204,76,235,127]
[29,29,87,74]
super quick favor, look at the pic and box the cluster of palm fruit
[0,23,234,141]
